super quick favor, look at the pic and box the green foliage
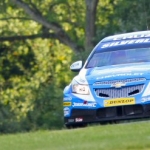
[95,0,150,43]
[0,37,73,132]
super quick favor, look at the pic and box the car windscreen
[86,47,150,68]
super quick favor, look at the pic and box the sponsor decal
[64,107,70,116]
[63,102,71,106]
[112,34,150,41]
[142,96,150,103]
[75,118,83,122]
[97,73,143,79]
[63,97,72,101]
[104,97,135,107]
[68,119,74,123]
[72,102,96,107]
[101,38,150,48]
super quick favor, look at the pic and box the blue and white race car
[63,31,150,128]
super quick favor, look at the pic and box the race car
[63,30,150,128]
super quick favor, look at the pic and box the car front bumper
[64,103,150,126]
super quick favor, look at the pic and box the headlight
[72,81,89,95]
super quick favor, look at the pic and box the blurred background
[0,0,150,133]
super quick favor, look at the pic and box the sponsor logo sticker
[101,38,150,48]
[104,97,135,107]
[97,73,143,79]
[68,119,74,123]
[63,102,71,106]
[75,118,83,122]
[64,107,70,116]
[142,96,150,103]
[63,97,72,101]
[72,102,96,107]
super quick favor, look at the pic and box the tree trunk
[85,0,99,51]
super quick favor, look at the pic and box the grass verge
[0,120,150,150]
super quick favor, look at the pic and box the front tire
[65,123,87,129]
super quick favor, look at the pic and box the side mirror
[70,61,83,72]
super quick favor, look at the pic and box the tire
[65,123,87,129]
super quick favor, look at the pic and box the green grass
[0,121,150,150]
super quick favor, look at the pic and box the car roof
[101,30,150,43]
[92,30,150,53]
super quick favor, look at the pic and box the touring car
[63,31,150,128]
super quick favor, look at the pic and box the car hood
[76,63,150,84]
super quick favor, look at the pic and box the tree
[3,0,150,52]
[3,0,96,53]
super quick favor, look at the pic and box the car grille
[95,84,144,98]
[94,78,146,85]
